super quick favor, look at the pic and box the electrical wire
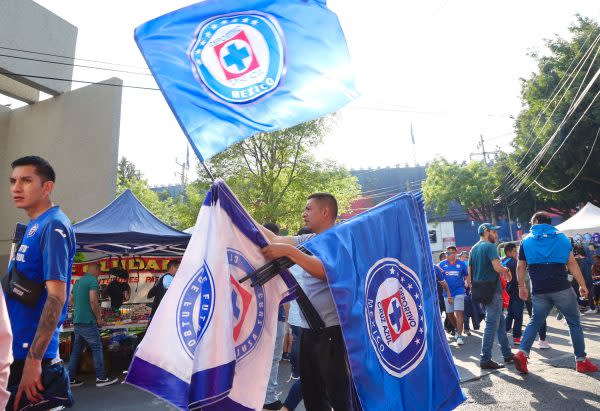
[0,52,152,76]
[0,71,160,91]
[0,44,150,70]
[533,126,600,193]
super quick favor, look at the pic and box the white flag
[126,180,291,410]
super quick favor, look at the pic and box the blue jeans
[68,323,107,379]
[283,379,303,411]
[520,287,586,360]
[480,291,512,363]
[265,320,286,404]
[506,296,524,338]
[290,325,301,378]
[8,361,74,410]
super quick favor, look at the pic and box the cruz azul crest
[189,13,285,103]
[176,263,215,358]
[227,248,266,360]
[365,258,427,378]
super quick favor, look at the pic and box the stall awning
[555,202,600,237]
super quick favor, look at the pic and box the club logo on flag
[228,249,266,360]
[365,258,427,378]
[176,263,215,358]
[189,13,285,103]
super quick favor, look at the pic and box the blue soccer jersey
[6,206,75,360]
[438,259,468,297]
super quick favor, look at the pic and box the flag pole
[200,160,216,182]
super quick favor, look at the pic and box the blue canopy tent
[73,189,191,255]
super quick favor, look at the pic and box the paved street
[67,309,600,410]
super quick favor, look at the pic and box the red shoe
[576,358,599,373]
[513,337,521,346]
[513,351,528,374]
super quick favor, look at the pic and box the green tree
[502,15,600,212]
[423,158,502,223]
[180,118,361,232]
[116,157,177,227]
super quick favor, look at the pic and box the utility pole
[469,134,500,165]
[175,146,190,203]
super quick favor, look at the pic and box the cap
[478,223,501,236]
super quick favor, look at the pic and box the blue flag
[303,192,466,411]
[135,0,357,161]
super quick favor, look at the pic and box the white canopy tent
[555,202,600,237]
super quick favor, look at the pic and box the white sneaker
[456,336,465,345]
[584,308,598,314]
[537,340,551,350]
[96,377,119,387]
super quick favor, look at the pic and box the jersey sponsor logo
[54,228,67,238]
[227,248,265,360]
[365,258,427,378]
[188,13,285,103]
[176,262,215,358]
[27,223,39,237]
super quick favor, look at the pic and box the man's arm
[15,280,66,408]
[567,252,589,298]
[259,225,297,246]
[491,259,511,282]
[439,280,453,303]
[89,290,103,326]
[466,265,472,288]
[262,243,326,280]
[517,259,528,301]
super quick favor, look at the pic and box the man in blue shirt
[4,156,75,410]
[439,246,468,345]
[513,212,598,374]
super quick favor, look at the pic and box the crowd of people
[1,155,599,411]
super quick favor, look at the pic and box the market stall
[61,189,191,370]
[556,202,600,238]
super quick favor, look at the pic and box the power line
[0,44,150,71]
[0,52,152,76]
[0,71,160,91]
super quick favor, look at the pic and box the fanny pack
[471,275,499,305]
[1,259,45,307]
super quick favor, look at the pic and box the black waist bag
[471,276,499,305]
[1,263,45,307]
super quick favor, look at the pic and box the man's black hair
[439,252,447,261]
[264,222,280,235]
[531,211,552,225]
[167,259,181,271]
[446,246,457,252]
[307,192,338,220]
[11,156,56,183]
[505,243,517,253]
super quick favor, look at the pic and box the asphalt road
[66,308,600,410]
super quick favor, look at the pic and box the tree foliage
[423,158,502,222]
[116,157,178,227]
[180,118,361,233]
[503,15,600,211]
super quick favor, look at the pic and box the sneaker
[576,358,599,373]
[504,354,515,364]
[69,378,84,387]
[465,330,472,336]
[263,400,283,410]
[583,308,598,314]
[513,351,528,374]
[538,340,551,350]
[456,336,464,345]
[513,337,521,346]
[96,377,119,387]
[480,360,505,370]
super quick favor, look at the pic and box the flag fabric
[135,0,357,161]
[126,180,293,410]
[410,123,415,145]
[302,192,466,411]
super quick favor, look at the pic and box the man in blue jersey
[439,246,468,345]
[4,156,75,410]
[513,212,598,374]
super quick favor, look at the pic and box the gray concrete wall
[0,78,122,269]
[0,0,77,97]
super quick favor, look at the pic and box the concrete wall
[0,0,77,98]
[0,78,122,269]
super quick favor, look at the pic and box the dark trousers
[299,326,360,411]
[506,295,524,338]
[7,360,73,410]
